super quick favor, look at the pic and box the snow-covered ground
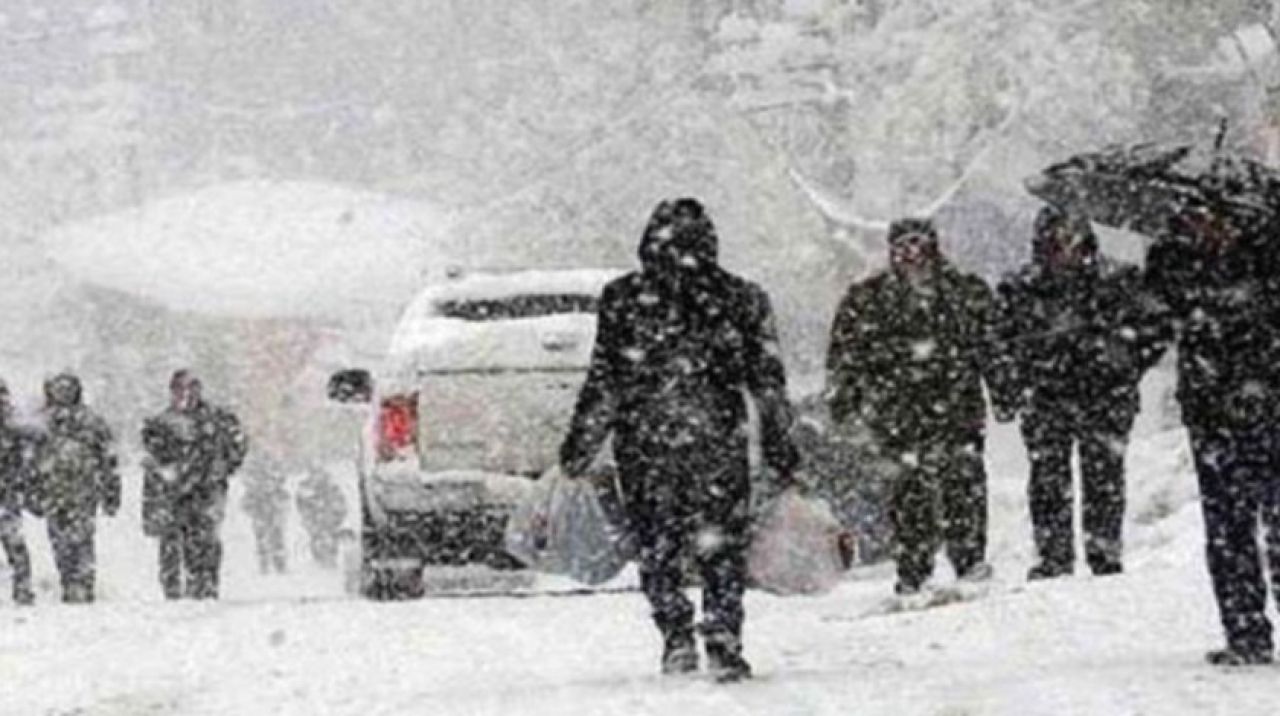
[1,424,1276,715]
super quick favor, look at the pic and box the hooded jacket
[559,199,799,512]
[995,209,1168,416]
[826,253,1007,445]
[33,373,119,519]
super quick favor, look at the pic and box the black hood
[637,198,719,279]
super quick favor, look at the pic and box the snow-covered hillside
[1,423,1271,715]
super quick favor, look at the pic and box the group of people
[559,196,1280,683]
[0,369,247,604]
[240,456,349,575]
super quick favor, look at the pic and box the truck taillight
[377,394,419,462]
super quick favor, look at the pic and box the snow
[40,181,456,322]
[2,422,1274,715]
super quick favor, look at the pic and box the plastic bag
[504,467,635,585]
[748,488,853,596]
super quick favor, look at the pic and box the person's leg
[1190,427,1273,661]
[50,517,95,604]
[1022,409,1076,577]
[186,507,224,600]
[158,526,184,599]
[1079,418,1131,575]
[0,513,32,604]
[885,439,941,593]
[939,431,989,579]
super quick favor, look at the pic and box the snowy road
[3,540,1277,715]
[2,426,1278,715]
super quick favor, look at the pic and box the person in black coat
[559,198,800,682]
[31,373,120,604]
[826,218,1011,595]
[141,370,248,600]
[1145,203,1280,666]
[0,379,34,605]
[995,206,1168,579]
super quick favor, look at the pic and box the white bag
[748,488,853,596]
[504,467,635,585]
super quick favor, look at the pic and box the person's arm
[93,417,121,517]
[559,283,624,479]
[744,287,801,482]
[825,284,868,427]
[982,277,1024,422]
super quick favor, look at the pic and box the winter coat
[559,198,800,524]
[0,421,30,514]
[31,375,120,520]
[141,400,247,533]
[995,251,1168,418]
[826,262,1009,446]
[1144,224,1280,429]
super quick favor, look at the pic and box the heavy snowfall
[1,2,1279,714]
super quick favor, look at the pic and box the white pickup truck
[328,268,622,598]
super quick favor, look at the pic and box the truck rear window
[433,294,598,321]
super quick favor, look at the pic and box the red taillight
[377,394,419,461]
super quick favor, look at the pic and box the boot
[1205,647,1274,667]
[701,626,751,683]
[660,629,698,676]
[1026,561,1073,581]
[957,562,994,583]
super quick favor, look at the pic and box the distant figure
[141,370,248,600]
[0,379,34,605]
[826,218,1011,596]
[295,465,347,568]
[559,198,800,682]
[32,373,120,604]
[995,206,1167,579]
[240,453,289,575]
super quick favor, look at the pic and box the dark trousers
[880,430,988,589]
[1189,424,1280,655]
[46,513,96,603]
[620,440,751,655]
[1022,404,1133,574]
[160,499,225,600]
[0,512,32,604]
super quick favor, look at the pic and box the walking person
[0,379,34,605]
[31,373,120,603]
[295,464,346,569]
[559,198,801,682]
[995,206,1167,579]
[1145,202,1280,666]
[141,370,247,600]
[825,218,1012,596]
[241,452,289,575]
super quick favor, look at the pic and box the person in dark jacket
[996,206,1168,579]
[826,218,1011,596]
[32,373,120,604]
[141,370,247,600]
[559,198,800,682]
[0,379,34,605]
[1145,203,1280,666]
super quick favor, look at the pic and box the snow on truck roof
[415,268,626,304]
[385,268,625,361]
